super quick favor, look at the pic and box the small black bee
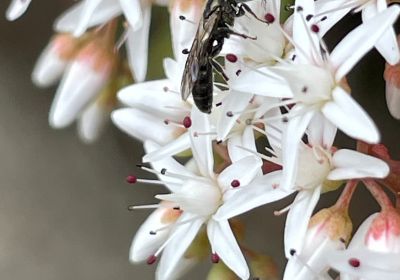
[181,0,261,114]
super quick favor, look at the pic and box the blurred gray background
[0,1,398,280]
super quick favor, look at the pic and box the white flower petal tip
[385,79,400,120]
[322,87,380,144]
[49,62,108,129]
[31,35,77,88]
[6,0,32,21]
[77,102,109,144]
[129,204,179,263]
[126,6,151,82]
[331,5,400,81]
[111,108,180,144]
[328,149,389,180]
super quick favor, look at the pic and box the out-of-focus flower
[6,0,31,21]
[32,21,132,143]
[49,24,117,129]
[129,138,265,279]
[32,33,83,88]
[54,0,161,81]
[384,52,400,119]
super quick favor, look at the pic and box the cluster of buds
[5,0,400,279]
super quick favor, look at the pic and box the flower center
[173,179,223,217]
[296,145,332,189]
[278,64,334,105]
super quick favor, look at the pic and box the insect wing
[181,11,219,101]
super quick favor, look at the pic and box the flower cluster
[7,0,400,279]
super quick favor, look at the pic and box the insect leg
[204,4,219,19]
[236,3,268,23]
[211,59,229,82]
[217,27,257,40]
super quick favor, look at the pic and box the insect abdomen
[192,62,213,114]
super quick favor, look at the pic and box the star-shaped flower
[129,135,264,279]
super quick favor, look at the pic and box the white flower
[222,0,286,65]
[327,209,400,279]
[314,0,400,64]
[111,57,194,160]
[32,34,80,87]
[233,5,400,148]
[129,137,264,280]
[54,0,156,81]
[55,0,145,37]
[384,57,400,119]
[214,120,389,258]
[283,181,355,280]
[49,30,116,130]
[6,0,31,21]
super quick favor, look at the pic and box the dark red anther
[311,24,320,33]
[126,175,137,184]
[226,111,234,117]
[264,13,275,23]
[182,116,192,128]
[226,53,238,63]
[348,258,361,268]
[147,255,157,265]
[231,179,240,188]
[211,253,220,263]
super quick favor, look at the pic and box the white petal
[126,6,151,82]
[281,106,315,191]
[189,107,214,178]
[31,41,67,87]
[143,132,191,162]
[307,112,337,149]
[361,2,399,65]
[217,90,253,141]
[169,0,202,62]
[217,155,262,192]
[283,237,336,280]
[322,87,380,143]
[292,0,320,64]
[330,5,400,81]
[208,219,249,279]
[117,79,189,119]
[214,171,291,220]
[329,249,400,280]
[54,0,121,34]
[156,213,205,280]
[348,214,379,249]
[386,78,400,119]
[226,126,257,163]
[111,108,180,145]
[49,62,107,128]
[129,204,174,262]
[230,67,293,98]
[163,57,184,87]
[314,0,351,37]
[329,149,389,180]
[6,0,31,21]
[119,0,143,30]
[77,101,109,143]
[284,186,321,258]
[144,141,197,192]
